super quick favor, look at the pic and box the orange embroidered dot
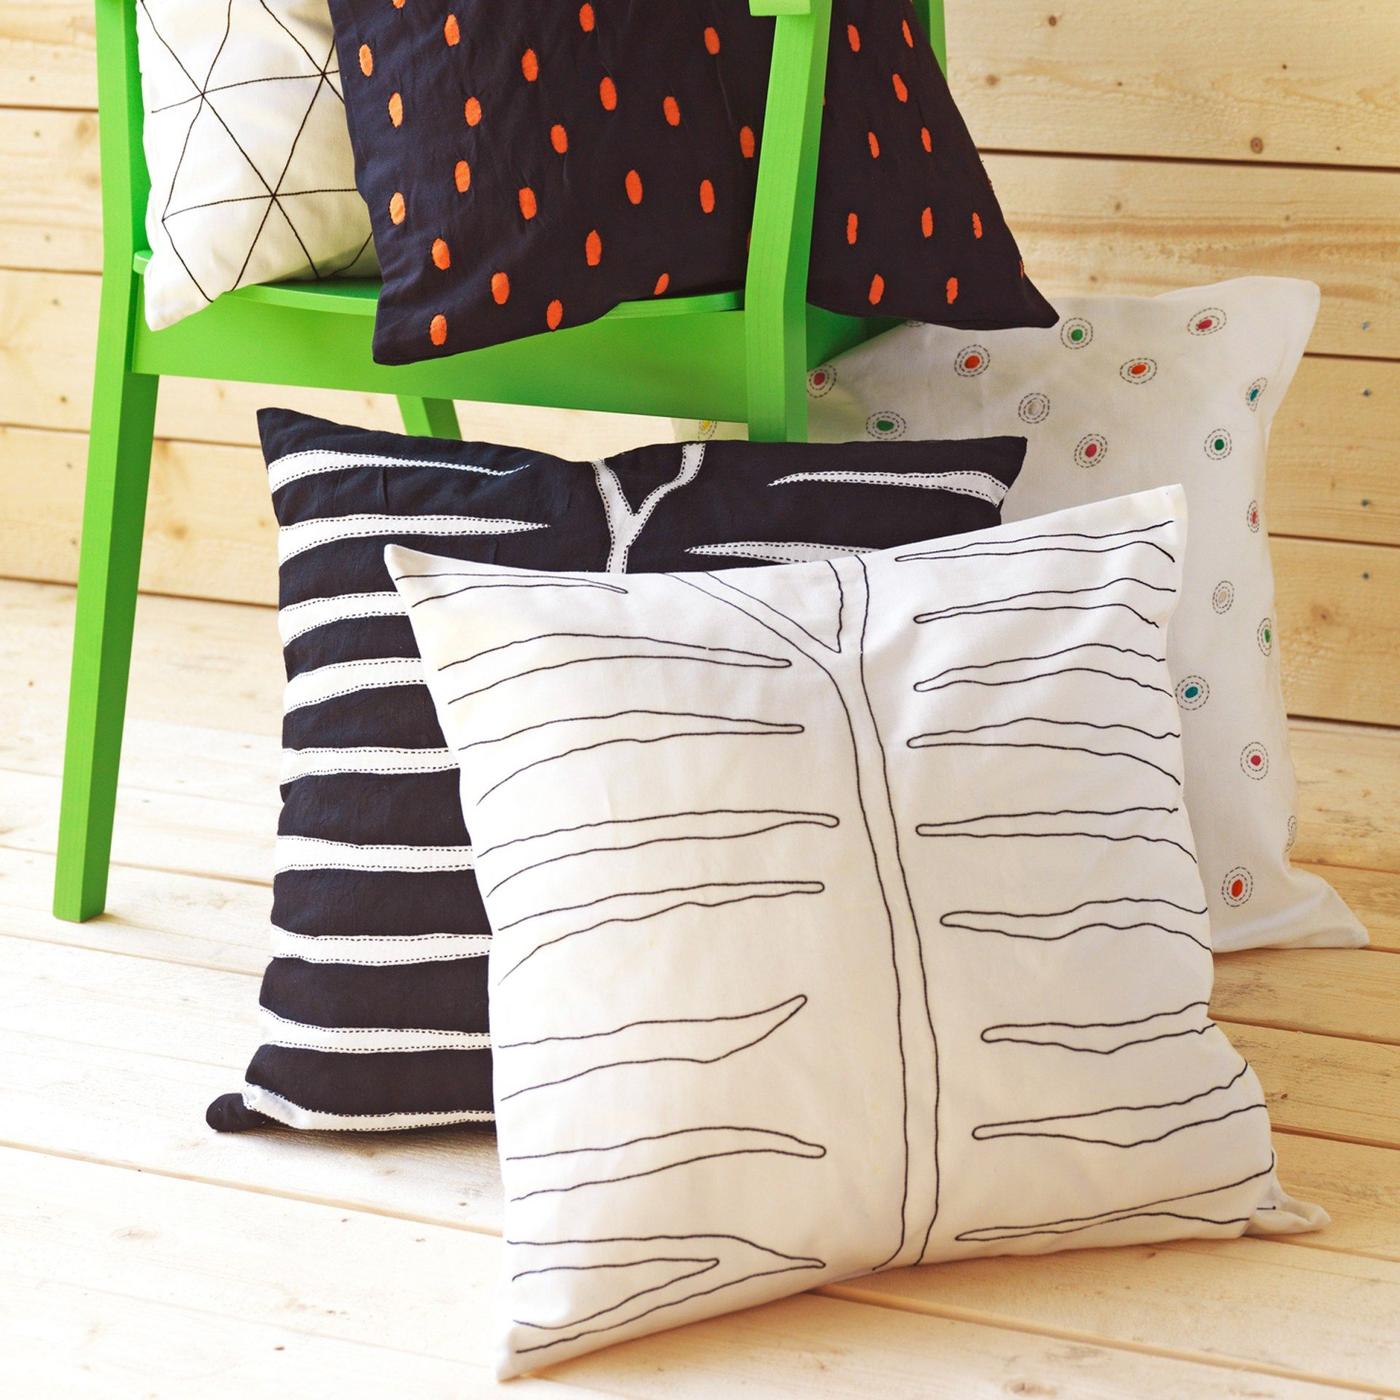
[699,179,715,214]
[902,18,914,46]
[703,26,720,55]
[546,299,564,330]
[444,14,460,46]
[358,44,373,77]
[868,273,885,306]
[388,191,406,224]
[432,238,451,270]
[388,91,404,126]
[654,272,671,295]
[465,96,482,125]
[518,186,538,220]
[739,125,755,159]
[521,48,539,81]
[920,126,932,153]
[599,75,618,110]
[491,271,511,305]
[579,3,595,32]
[550,123,568,153]
[663,95,681,126]
[946,276,959,305]
[625,168,643,204]
[429,314,448,346]
[867,130,880,158]
[846,211,859,245]
[920,206,933,238]
[971,211,983,239]
[392,0,404,8]
[585,229,602,266]
[454,160,471,193]
[892,72,908,102]
[846,23,861,52]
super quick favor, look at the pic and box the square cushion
[388,487,1324,1377]
[798,277,1367,951]
[327,0,1055,361]
[136,1,377,331]
[207,409,1026,1133]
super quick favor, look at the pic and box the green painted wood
[397,397,461,440]
[57,0,947,919]
[53,0,158,921]
[744,0,832,442]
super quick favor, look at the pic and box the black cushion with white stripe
[209,407,1024,1132]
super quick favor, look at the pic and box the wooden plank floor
[2,578,1397,1399]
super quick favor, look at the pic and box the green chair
[54,0,947,922]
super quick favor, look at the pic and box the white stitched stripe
[242,1083,493,1131]
[279,591,405,646]
[767,469,1008,506]
[267,448,533,493]
[269,927,491,964]
[686,541,874,564]
[275,834,475,874]
[284,656,425,714]
[277,513,546,566]
[280,745,456,783]
[259,1009,491,1054]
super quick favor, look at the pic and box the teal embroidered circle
[1204,429,1232,460]
[1017,391,1051,424]
[1175,675,1209,710]
[1188,306,1227,336]
[866,411,907,441]
[1245,376,1267,411]
[954,344,990,377]
[1060,317,1093,348]
[1212,580,1235,614]
[806,364,836,398]
[1257,617,1273,655]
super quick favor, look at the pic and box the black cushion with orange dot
[330,0,1054,364]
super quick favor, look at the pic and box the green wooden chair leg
[53,280,159,922]
[397,396,461,439]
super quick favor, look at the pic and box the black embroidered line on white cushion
[207,409,1025,1132]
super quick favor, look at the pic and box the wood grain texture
[0,3,95,109]
[985,152,1400,359]
[1300,863,1400,951]
[1273,537,1400,728]
[1212,948,1400,1042]
[1290,721,1400,874]
[947,0,1400,169]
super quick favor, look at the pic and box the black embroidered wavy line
[896,521,1175,564]
[970,1102,1267,1150]
[912,716,1181,743]
[980,999,1212,1056]
[918,805,1179,829]
[497,994,806,1051]
[498,994,808,1099]
[513,1257,720,1332]
[918,660,1170,694]
[957,1207,1254,1244]
[907,738,1181,786]
[484,811,840,897]
[497,883,825,984]
[916,828,1198,862]
[972,1063,1254,1139]
[473,718,806,804]
[953,1158,1276,1244]
[476,807,840,861]
[437,629,785,675]
[942,897,1209,951]
[507,1133,828,1202]
[916,642,1166,689]
[708,567,846,655]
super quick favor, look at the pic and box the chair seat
[129,251,879,423]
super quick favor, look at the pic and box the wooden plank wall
[0,1,1397,731]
